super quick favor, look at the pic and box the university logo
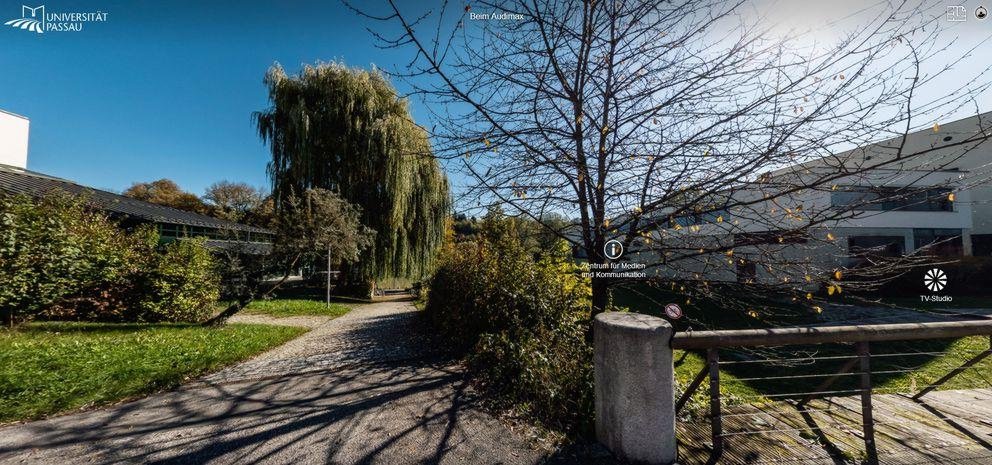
[4,5,45,34]
[3,4,107,34]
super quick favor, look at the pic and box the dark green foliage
[206,188,374,324]
[134,238,220,322]
[273,188,376,265]
[424,213,594,433]
[0,193,219,325]
[255,62,450,289]
[449,213,481,242]
[1,193,143,325]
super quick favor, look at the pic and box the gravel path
[227,313,333,329]
[0,300,551,465]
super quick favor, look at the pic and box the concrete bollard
[594,311,677,464]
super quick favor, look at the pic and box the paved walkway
[678,388,992,464]
[0,301,550,465]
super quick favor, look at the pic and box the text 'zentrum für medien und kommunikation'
[581,262,646,279]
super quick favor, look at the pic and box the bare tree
[352,0,992,315]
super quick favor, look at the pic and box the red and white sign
[664,303,683,320]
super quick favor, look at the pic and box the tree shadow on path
[0,306,547,465]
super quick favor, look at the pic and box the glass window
[669,208,729,228]
[158,224,182,238]
[913,228,963,256]
[848,236,905,266]
[832,189,883,210]
[973,234,992,256]
[733,230,807,246]
[848,236,905,256]
[736,257,756,283]
[832,187,952,212]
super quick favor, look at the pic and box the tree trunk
[335,261,351,290]
[591,276,610,316]
[2,309,12,329]
[326,247,331,308]
[590,228,610,317]
[204,255,301,326]
[334,261,376,299]
[206,296,254,327]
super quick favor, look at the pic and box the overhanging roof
[0,164,272,235]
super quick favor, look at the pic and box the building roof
[768,111,992,178]
[0,108,29,120]
[0,164,272,235]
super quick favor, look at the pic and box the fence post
[594,312,677,464]
[707,348,723,457]
[857,341,879,465]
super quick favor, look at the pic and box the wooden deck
[678,388,992,464]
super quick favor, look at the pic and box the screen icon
[947,5,968,21]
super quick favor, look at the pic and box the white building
[643,112,991,286]
[0,109,29,169]
[0,109,275,246]
[770,111,992,258]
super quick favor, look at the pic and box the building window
[158,223,183,238]
[847,236,905,266]
[736,257,756,283]
[913,228,963,256]
[972,234,992,257]
[733,230,808,246]
[668,208,729,228]
[737,258,758,284]
[831,187,953,212]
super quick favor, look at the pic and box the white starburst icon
[924,268,947,292]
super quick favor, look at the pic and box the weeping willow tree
[254,61,450,295]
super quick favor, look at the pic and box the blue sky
[1,1,989,198]
[0,0,421,194]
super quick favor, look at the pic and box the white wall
[0,110,29,169]
[770,112,992,234]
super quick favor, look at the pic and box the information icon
[604,239,624,260]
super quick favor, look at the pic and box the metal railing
[671,319,992,464]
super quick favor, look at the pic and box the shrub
[0,193,138,325]
[423,214,594,434]
[134,238,220,322]
[45,226,159,322]
[0,193,219,325]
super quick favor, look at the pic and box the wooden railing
[671,319,992,464]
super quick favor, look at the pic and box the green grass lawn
[675,336,992,413]
[0,322,305,423]
[612,285,992,413]
[242,299,352,318]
